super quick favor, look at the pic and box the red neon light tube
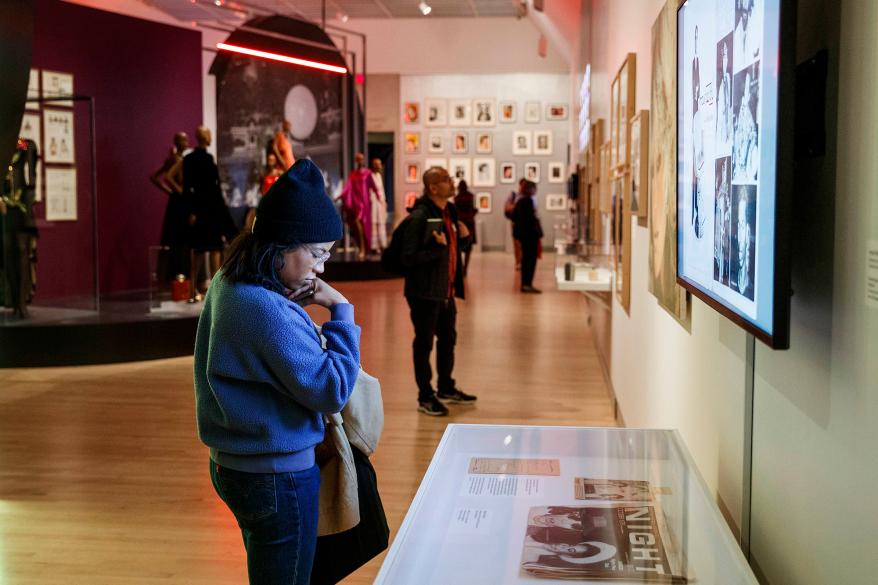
[217,42,348,74]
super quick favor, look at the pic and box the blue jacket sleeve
[259,307,361,414]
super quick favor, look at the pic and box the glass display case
[554,242,613,293]
[376,424,756,585]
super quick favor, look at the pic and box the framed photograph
[45,167,77,221]
[613,53,637,169]
[533,131,553,156]
[476,192,492,213]
[524,162,540,183]
[630,110,649,226]
[452,132,468,154]
[425,157,448,171]
[472,98,496,127]
[500,162,516,183]
[26,68,40,111]
[424,98,447,127]
[428,132,444,153]
[41,70,73,107]
[613,174,631,313]
[404,191,419,209]
[405,161,421,184]
[476,132,492,154]
[19,112,42,200]
[546,103,568,120]
[599,141,612,213]
[525,101,541,123]
[472,158,496,187]
[546,193,567,211]
[512,131,532,155]
[404,101,420,124]
[43,109,75,164]
[449,158,471,186]
[548,162,565,183]
[610,76,620,168]
[404,132,420,154]
[449,99,471,126]
[499,101,516,123]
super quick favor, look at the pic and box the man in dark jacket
[402,167,477,416]
[513,180,543,293]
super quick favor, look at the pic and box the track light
[418,1,432,15]
[336,11,349,22]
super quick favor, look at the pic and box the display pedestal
[376,424,757,585]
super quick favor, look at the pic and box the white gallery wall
[328,17,568,75]
[589,0,749,531]
[590,0,877,583]
[398,74,572,250]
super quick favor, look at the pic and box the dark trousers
[407,296,457,402]
[520,238,539,287]
[211,462,320,585]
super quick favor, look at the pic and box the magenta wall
[31,0,202,298]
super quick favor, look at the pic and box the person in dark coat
[402,167,476,416]
[183,125,237,297]
[453,179,478,277]
[512,180,543,293]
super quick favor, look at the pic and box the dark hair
[221,230,301,295]
[457,179,469,194]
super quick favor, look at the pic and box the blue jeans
[210,461,320,585]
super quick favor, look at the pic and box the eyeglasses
[305,245,331,263]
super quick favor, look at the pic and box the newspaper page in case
[574,478,653,502]
[469,458,560,476]
[521,505,688,582]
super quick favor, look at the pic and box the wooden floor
[0,252,616,584]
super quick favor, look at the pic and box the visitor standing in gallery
[195,159,360,585]
[183,125,238,297]
[402,167,477,416]
[504,178,527,270]
[513,180,543,293]
[453,179,478,277]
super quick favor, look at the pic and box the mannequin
[340,152,375,260]
[369,158,388,253]
[150,131,190,283]
[1,138,39,318]
[183,125,237,298]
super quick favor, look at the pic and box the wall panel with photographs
[677,0,791,347]
[398,74,572,250]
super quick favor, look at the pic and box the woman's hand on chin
[287,278,348,308]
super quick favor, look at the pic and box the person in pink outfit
[340,153,375,260]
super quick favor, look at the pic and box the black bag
[380,215,412,275]
[310,447,390,585]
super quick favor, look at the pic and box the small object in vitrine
[564,262,574,281]
[172,274,190,302]
[573,478,653,502]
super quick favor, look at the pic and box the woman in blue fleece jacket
[194,159,360,585]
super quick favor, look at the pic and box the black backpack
[381,215,413,275]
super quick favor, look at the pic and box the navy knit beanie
[253,159,342,244]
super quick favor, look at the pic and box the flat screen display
[677,0,785,344]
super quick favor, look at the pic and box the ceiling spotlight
[336,11,349,22]
[418,1,432,15]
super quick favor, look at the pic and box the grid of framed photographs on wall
[401,97,569,214]
[20,68,79,221]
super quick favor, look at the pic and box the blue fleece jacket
[194,272,361,473]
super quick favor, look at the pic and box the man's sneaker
[418,395,450,416]
[437,389,478,404]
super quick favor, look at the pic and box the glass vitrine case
[376,424,756,584]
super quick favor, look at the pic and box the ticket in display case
[375,425,756,584]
